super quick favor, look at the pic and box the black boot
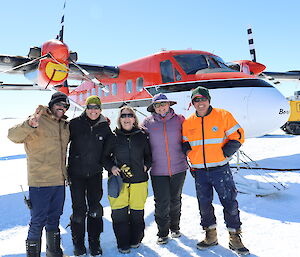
[71,219,87,256]
[88,237,102,256]
[87,216,103,256]
[46,231,63,257]
[26,240,41,257]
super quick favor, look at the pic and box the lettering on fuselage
[279,109,290,115]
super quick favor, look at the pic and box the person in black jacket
[67,96,114,256]
[104,106,152,254]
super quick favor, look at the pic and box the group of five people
[8,86,249,256]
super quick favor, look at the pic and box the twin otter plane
[0,39,295,138]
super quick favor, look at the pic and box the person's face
[153,102,170,116]
[51,101,69,119]
[86,104,101,120]
[192,97,210,115]
[120,111,135,131]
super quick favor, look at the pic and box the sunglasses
[55,102,70,109]
[153,102,168,108]
[87,104,101,110]
[193,97,208,103]
[120,113,134,118]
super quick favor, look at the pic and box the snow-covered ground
[0,118,300,257]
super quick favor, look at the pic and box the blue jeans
[27,186,65,240]
[194,164,242,230]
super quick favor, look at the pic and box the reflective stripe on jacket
[182,107,244,169]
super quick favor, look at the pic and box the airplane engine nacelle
[38,39,70,88]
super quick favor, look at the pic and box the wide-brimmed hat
[107,175,123,198]
[147,93,177,112]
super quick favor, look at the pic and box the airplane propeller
[52,0,108,94]
[0,0,113,97]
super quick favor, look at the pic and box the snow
[1,118,300,257]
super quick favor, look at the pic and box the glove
[120,164,133,178]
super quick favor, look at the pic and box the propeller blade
[56,0,67,42]
[69,60,109,93]
[247,26,281,85]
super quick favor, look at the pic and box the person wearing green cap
[67,95,114,256]
[182,86,249,255]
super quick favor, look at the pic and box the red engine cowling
[38,39,70,88]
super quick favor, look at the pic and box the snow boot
[71,218,87,256]
[26,240,41,257]
[171,230,181,238]
[46,231,63,257]
[156,236,169,245]
[229,230,250,255]
[89,237,102,256]
[197,227,218,249]
[73,242,87,257]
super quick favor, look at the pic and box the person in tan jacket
[8,92,70,257]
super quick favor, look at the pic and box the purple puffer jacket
[141,108,188,176]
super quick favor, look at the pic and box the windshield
[174,54,229,74]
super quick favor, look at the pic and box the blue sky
[1,0,300,118]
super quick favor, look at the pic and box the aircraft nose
[245,86,289,138]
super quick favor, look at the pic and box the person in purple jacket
[141,93,188,245]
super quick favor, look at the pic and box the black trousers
[151,171,186,237]
[69,173,103,245]
[112,207,145,249]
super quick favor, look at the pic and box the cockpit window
[174,54,208,74]
[208,55,228,68]
[174,54,229,74]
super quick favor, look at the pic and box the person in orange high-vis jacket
[182,86,249,255]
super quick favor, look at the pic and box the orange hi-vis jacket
[182,107,244,169]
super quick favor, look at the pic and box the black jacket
[67,112,114,178]
[104,127,152,184]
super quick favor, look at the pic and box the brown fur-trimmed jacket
[7,105,70,187]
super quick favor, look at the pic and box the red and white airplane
[0,20,298,138]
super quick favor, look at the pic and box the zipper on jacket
[163,119,172,176]
[59,121,64,176]
[201,117,207,170]
[127,136,132,183]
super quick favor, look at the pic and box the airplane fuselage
[68,50,289,138]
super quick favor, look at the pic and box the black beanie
[48,92,70,109]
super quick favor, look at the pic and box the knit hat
[48,92,70,109]
[86,95,101,106]
[147,93,177,112]
[191,86,211,102]
[108,175,123,198]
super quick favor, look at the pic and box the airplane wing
[0,83,79,90]
[261,71,300,80]
[0,54,119,80]
[0,83,46,90]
